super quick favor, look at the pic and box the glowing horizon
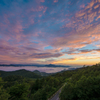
[0,0,100,66]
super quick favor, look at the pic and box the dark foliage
[0,69,42,78]
[0,63,100,100]
[60,64,100,100]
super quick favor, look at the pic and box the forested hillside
[0,63,100,100]
[60,64,100,100]
[0,69,42,78]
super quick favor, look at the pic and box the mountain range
[0,69,54,78]
[0,64,71,67]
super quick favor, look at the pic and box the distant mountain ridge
[44,64,71,67]
[0,64,44,67]
[0,67,77,78]
[0,64,71,67]
[0,69,53,78]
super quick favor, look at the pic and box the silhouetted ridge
[0,69,42,78]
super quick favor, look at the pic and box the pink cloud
[51,22,100,49]
[27,6,47,12]
[54,0,58,3]
[40,0,45,2]
[0,0,100,65]
[57,0,100,50]
[80,4,85,8]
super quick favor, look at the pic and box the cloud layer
[0,0,100,65]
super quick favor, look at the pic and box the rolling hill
[0,69,42,78]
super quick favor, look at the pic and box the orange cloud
[96,15,100,21]
[96,44,100,47]
[52,58,78,65]
[53,0,100,49]
[75,12,85,17]
[52,56,100,65]
[85,0,95,9]
[94,4,99,9]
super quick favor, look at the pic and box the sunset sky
[0,0,100,66]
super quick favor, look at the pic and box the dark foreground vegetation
[0,63,100,100]
[60,64,100,100]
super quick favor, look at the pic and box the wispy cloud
[0,0,100,65]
